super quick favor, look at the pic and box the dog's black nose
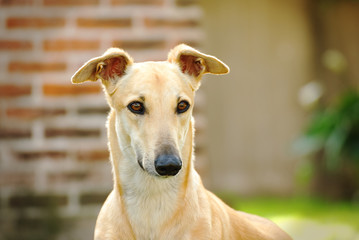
[155,154,182,176]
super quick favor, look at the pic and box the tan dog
[72,44,292,240]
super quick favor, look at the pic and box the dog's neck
[107,110,197,238]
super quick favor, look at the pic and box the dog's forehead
[122,61,193,98]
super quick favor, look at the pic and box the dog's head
[72,44,229,177]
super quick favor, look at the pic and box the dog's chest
[124,191,178,239]
[122,176,182,239]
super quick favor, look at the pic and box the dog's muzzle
[154,154,182,176]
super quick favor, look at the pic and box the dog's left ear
[168,44,229,90]
[71,48,133,94]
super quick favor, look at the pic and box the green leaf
[323,120,350,170]
[293,136,325,156]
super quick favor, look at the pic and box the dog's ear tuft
[71,48,133,90]
[168,44,229,89]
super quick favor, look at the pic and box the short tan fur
[72,44,292,240]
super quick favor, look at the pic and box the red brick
[77,18,131,28]
[44,0,98,6]
[7,17,65,29]
[7,108,66,120]
[43,39,100,51]
[0,128,31,139]
[8,62,66,73]
[80,192,107,205]
[0,0,33,6]
[45,128,100,138]
[0,40,32,50]
[112,40,165,50]
[9,194,68,208]
[0,84,31,98]
[49,171,89,182]
[145,18,199,28]
[0,172,34,187]
[78,107,109,115]
[77,150,109,161]
[175,0,199,6]
[111,0,163,5]
[16,151,67,161]
[43,84,101,96]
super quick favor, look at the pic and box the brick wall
[0,0,205,239]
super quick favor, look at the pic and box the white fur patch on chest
[122,170,181,239]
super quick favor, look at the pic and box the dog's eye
[177,100,190,114]
[128,101,145,115]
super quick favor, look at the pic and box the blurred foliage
[295,90,359,171]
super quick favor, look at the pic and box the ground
[219,195,359,240]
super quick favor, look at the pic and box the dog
[71,44,292,240]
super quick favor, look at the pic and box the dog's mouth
[135,149,145,171]
[137,158,145,170]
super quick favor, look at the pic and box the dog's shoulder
[203,191,290,240]
[95,191,135,240]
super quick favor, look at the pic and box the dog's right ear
[168,44,229,91]
[71,48,133,94]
